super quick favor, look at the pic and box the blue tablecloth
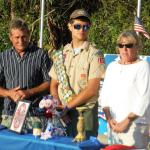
[0,128,105,150]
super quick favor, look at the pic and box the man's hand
[8,88,33,102]
[7,86,21,102]
[15,89,33,100]
[59,106,70,118]
[56,105,71,125]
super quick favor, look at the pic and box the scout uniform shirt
[49,41,105,106]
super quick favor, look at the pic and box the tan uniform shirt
[49,41,105,105]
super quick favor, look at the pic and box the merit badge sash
[51,49,74,103]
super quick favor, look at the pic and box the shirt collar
[64,41,90,53]
[11,43,33,52]
[11,44,32,60]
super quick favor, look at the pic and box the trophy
[73,106,88,142]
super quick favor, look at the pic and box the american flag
[134,16,150,39]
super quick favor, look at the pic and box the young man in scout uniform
[49,9,105,139]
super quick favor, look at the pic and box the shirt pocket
[77,64,89,90]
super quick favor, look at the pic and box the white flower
[45,99,52,108]
[39,99,45,109]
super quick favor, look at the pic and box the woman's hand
[113,117,131,133]
[108,118,117,130]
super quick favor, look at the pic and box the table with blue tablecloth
[0,127,105,150]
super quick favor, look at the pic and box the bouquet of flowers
[37,95,66,140]
[39,95,59,118]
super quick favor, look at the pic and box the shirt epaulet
[63,43,72,53]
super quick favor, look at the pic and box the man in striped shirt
[0,18,51,129]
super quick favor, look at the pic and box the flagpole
[39,0,45,48]
[137,0,141,18]
[134,0,150,39]
[136,0,141,35]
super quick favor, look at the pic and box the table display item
[10,100,31,133]
[37,95,67,140]
[73,106,88,142]
[33,121,42,137]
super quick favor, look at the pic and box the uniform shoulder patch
[96,50,105,64]
[98,56,104,64]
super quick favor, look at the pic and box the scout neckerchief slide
[51,49,74,103]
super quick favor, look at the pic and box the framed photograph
[10,100,31,133]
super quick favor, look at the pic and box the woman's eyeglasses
[117,43,134,48]
[73,24,90,31]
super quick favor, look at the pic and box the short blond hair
[116,30,143,53]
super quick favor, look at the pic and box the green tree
[0,0,150,54]
[89,0,150,54]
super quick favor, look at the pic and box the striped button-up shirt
[0,44,51,115]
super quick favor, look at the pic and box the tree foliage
[0,0,150,54]
[89,0,150,55]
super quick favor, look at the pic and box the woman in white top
[100,30,150,149]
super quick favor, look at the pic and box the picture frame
[10,100,31,133]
